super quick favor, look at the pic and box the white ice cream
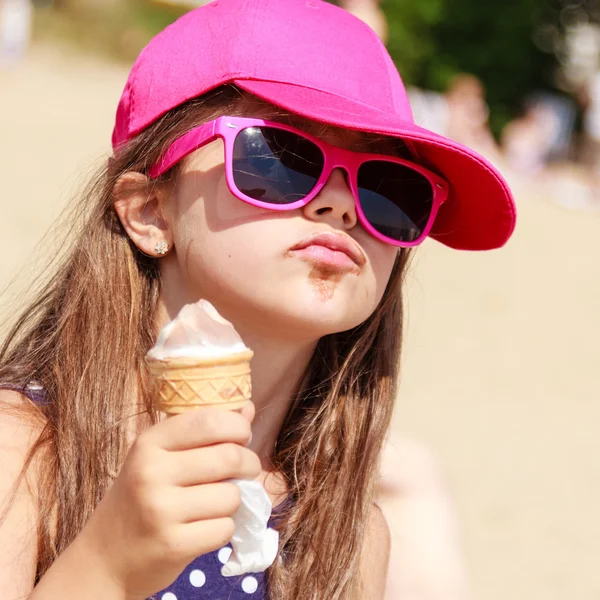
[147,300,248,360]
[146,299,279,575]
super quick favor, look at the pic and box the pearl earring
[155,241,169,256]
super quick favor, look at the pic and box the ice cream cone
[146,349,253,413]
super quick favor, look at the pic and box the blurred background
[0,1,599,599]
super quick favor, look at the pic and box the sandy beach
[1,44,599,600]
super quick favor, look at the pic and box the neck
[238,328,317,464]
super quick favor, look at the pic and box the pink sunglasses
[149,116,449,247]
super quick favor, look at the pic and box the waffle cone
[146,350,253,413]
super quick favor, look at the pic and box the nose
[302,168,358,230]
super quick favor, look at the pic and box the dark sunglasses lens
[232,126,324,204]
[357,161,434,243]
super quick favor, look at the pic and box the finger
[174,517,236,559]
[148,407,252,451]
[169,443,262,486]
[175,482,242,523]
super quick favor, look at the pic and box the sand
[1,44,598,600]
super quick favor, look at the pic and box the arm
[32,403,259,600]
[29,536,131,600]
[0,390,128,600]
[1,390,260,599]
[360,504,391,600]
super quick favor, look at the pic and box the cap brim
[234,79,516,251]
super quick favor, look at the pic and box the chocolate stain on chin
[308,266,343,301]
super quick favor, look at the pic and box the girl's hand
[79,403,261,599]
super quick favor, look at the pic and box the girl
[0,1,515,599]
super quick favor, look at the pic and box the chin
[202,275,380,341]
[282,295,375,340]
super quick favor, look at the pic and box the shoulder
[379,435,446,497]
[0,388,46,448]
[365,503,391,549]
[0,389,46,595]
[0,388,47,494]
[359,503,391,600]
[376,435,469,600]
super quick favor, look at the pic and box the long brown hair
[0,84,412,599]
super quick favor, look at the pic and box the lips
[288,232,366,269]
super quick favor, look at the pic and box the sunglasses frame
[149,116,449,247]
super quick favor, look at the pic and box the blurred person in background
[340,0,387,41]
[501,89,600,211]
[542,20,600,210]
[502,93,576,177]
[580,69,600,201]
[408,74,504,170]
[0,0,32,66]
[379,438,468,600]
[501,98,558,177]
[444,74,503,167]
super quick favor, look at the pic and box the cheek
[169,172,284,293]
[167,140,263,249]
[170,161,256,253]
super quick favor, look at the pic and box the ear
[113,172,173,257]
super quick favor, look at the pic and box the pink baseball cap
[112,0,516,251]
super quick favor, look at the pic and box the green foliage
[126,1,188,38]
[381,0,446,85]
[379,0,559,135]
